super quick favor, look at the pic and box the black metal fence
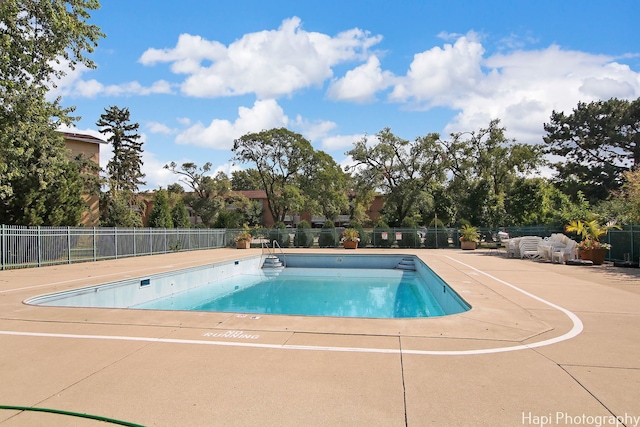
[230,224,640,263]
[3,224,639,270]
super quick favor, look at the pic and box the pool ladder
[261,240,286,270]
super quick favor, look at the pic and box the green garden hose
[0,405,145,427]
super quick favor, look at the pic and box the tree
[606,169,640,224]
[0,0,103,225]
[97,106,145,194]
[74,153,103,197]
[346,174,376,226]
[148,188,173,228]
[299,150,349,222]
[232,128,314,223]
[543,98,640,203]
[231,169,263,191]
[222,192,263,228]
[444,119,544,226]
[171,199,191,228]
[504,178,559,226]
[100,192,143,227]
[164,162,229,227]
[346,128,446,226]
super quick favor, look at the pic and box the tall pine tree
[97,106,146,194]
[96,106,145,227]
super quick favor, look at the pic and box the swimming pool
[27,254,470,319]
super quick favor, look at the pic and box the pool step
[262,255,284,269]
[395,257,416,271]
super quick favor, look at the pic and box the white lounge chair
[506,237,521,258]
[538,233,571,261]
[519,236,543,259]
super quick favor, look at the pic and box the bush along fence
[4,224,640,270]
[1,225,226,270]
[233,224,640,264]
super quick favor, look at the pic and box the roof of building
[235,190,267,199]
[59,131,108,145]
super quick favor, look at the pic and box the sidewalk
[1,248,639,426]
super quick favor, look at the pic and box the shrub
[398,218,420,248]
[294,220,313,248]
[424,226,450,248]
[318,220,339,248]
[268,222,290,248]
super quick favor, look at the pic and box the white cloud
[46,57,175,98]
[580,76,636,99]
[175,99,288,149]
[213,162,242,176]
[293,115,337,143]
[74,79,104,98]
[103,80,174,97]
[390,32,485,106]
[139,33,227,74]
[140,150,180,190]
[327,55,394,103]
[386,33,640,144]
[139,17,383,99]
[320,134,364,151]
[147,121,176,135]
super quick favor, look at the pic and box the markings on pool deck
[0,256,583,356]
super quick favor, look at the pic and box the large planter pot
[580,248,607,265]
[236,240,251,249]
[460,240,477,250]
[343,240,358,249]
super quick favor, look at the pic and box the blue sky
[53,0,640,190]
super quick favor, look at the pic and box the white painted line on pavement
[0,256,583,356]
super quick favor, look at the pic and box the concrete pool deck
[0,248,639,426]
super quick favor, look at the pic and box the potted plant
[565,219,620,265]
[341,228,360,249]
[235,230,252,249]
[459,224,480,250]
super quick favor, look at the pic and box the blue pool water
[133,268,446,318]
[28,254,470,319]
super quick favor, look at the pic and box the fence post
[632,224,636,263]
[1,225,4,270]
[37,226,42,267]
[93,227,97,261]
[115,227,118,259]
[67,226,71,264]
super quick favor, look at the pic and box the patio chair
[506,237,522,258]
[538,233,570,262]
[519,236,543,259]
[484,233,501,255]
[552,239,578,264]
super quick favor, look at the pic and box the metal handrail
[260,240,286,268]
[271,240,286,267]
[261,240,271,256]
